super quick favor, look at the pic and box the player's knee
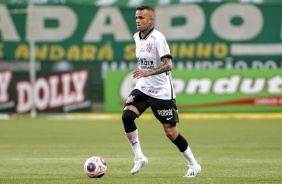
[122,110,137,122]
[122,110,137,133]
[166,131,177,141]
[163,125,178,141]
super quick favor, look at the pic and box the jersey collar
[139,27,154,40]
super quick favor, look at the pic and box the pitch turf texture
[1,114,282,184]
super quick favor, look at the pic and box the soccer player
[121,5,201,177]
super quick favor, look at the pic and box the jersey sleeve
[155,33,172,61]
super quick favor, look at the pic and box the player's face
[135,9,152,32]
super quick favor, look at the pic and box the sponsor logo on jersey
[137,58,154,69]
[141,86,159,94]
[157,109,173,116]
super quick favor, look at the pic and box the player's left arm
[133,57,172,79]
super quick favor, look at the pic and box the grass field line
[4,157,282,166]
[3,157,135,163]
[5,158,86,161]
[48,113,282,120]
[4,157,128,161]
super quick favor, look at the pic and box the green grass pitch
[0,114,282,184]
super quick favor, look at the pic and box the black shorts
[124,89,179,124]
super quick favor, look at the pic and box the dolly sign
[0,70,92,113]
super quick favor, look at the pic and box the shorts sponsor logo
[157,109,173,117]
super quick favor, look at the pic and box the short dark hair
[136,5,154,12]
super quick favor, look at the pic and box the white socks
[126,129,144,157]
[181,146,198,166]
[126,130,197,165]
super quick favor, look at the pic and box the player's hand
[133,69,149,79]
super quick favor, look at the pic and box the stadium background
[0,0,282,114]
[1,1,282,184]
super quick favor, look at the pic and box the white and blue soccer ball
[84,156,107,178]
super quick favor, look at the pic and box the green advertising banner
[105,70,282,112]
[0,2,281,69]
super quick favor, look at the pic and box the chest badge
[146,43,153,53]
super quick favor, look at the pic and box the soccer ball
[84,156,107,178]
